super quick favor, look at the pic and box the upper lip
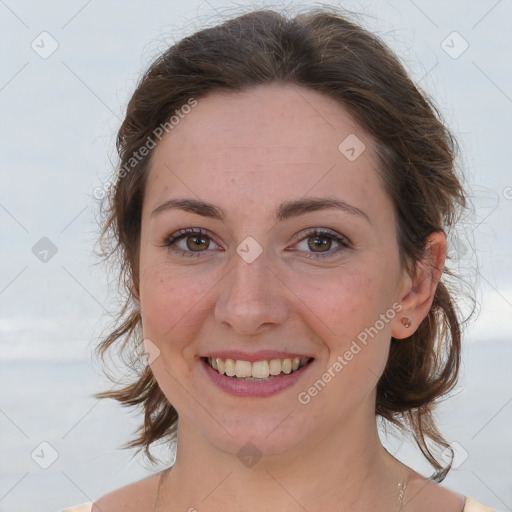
[201,350,314,362]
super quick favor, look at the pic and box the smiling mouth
[203,356,313,380]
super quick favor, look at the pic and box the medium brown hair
[96,5,468,481]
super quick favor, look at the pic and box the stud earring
[400,317,412,328]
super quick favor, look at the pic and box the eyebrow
[151,196,370,223]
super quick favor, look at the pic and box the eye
[163,228,221,257]
[162,227,350,259]
[292,228,351,259]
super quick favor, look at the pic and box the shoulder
[91,471,163,512]
[405,472,497,512]
[463,497,498,512]
[62,504,93,512]
[405,471,465,511]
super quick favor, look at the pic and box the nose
[214,249,290,335]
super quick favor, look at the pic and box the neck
[159,413,409,511]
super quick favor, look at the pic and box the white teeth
[281,358,292,374]
[207,356,310,378]
[225,358,236,377]
[269,359,282,376]
[251,360,269,378]
[235,360,252,378]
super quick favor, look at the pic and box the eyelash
[162,227,351,259]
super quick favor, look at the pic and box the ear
[391,231,446,339]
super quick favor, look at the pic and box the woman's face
[138,83,411,456]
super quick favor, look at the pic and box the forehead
[145,83,386,220]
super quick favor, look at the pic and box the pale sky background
[0,1,511,511]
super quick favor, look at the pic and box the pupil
[187,236,208,250]
[309,236,330,252]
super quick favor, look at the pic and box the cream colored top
[62,497,498,511]
[62,504,93,512]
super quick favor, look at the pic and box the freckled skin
[131,84,454,511]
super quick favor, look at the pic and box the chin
[193,411,311,460]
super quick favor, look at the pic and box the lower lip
[200,358,314,397]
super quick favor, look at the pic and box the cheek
[294,266,394,380]
[292,266,386,341]
[138,259,206,347]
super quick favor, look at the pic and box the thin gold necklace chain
[152,467,170,511]
[153,466,408,511]
[398,479,408,510]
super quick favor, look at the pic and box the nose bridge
[232,249,271,299]
[214,246,288,334]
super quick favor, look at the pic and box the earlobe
[391,232,447,339]
[400,317,412,329]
